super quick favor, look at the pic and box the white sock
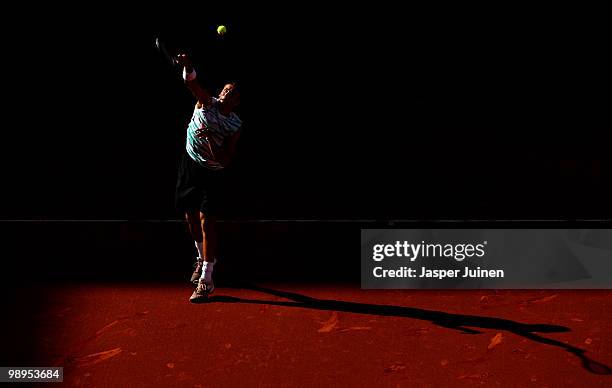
[199,258,216,283]
[194,241,204,261]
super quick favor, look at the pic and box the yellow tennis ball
[217,25,227,36]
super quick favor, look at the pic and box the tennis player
[173,53,242,302]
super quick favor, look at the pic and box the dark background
[1,6,610,375]
[1,4,609,220]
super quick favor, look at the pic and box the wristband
[183,67,196,81]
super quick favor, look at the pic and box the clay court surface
[3,283,611,387]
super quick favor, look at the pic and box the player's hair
[225,81,240,94]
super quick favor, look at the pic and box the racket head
[155,37,177,67]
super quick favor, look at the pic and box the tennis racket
[155,37,178,68]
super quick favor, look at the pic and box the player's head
[218,82,240,109]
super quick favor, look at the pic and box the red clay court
[4,283,612,387]
[2,221,611,387]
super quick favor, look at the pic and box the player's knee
[199,212,210,229]
[186,211,199,225]
[199,212,216,230]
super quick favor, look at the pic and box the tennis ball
[217,25,227,36]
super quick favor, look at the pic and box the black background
[1,4,609,220]
[1,6,610,370]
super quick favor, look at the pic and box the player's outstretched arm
[176,53,212,108]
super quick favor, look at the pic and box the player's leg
[176,151,210,284]
[190,168,223,302]
[200,211,217,262]
[198,212,217,283]
[186,210,205,284]
[189,212,218,302]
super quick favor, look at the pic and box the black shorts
[175,152,226,215]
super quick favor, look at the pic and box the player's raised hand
[175,53,192,68]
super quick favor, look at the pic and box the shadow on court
[202,283,612,376]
